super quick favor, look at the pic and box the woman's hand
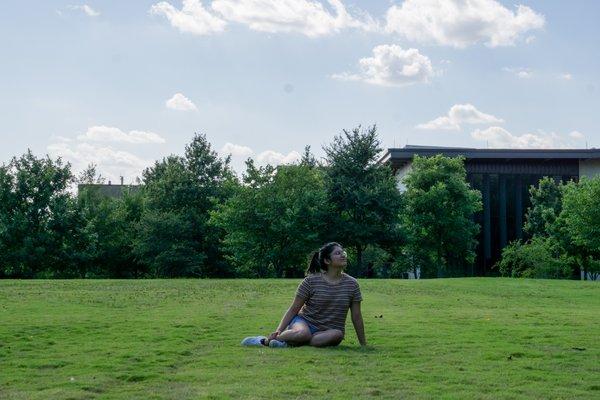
[267,330,281,341]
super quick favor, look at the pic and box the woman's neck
[325,267,343,279]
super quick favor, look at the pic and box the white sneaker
[241,336,267,347]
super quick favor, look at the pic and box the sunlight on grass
[0,279,598,399]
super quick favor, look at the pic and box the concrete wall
[579,159,600,178]
[395,163,413,192]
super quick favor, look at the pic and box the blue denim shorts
[288,315,319,334]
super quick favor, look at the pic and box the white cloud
[569,130,584,139]
[47,142,149,184]
[332,44,434,87]
[150,0,227,35]
[211,0,377,37]
[471,127,568,149]
[525,35,536,44]
[166,93,198,111]
[68,4,100,17]
[77,126,166,144]
[218,143,302,172]
[417,104,503,130]
[257,150,301,165]
[220,142,253,157]
[416,116,460,131]
[560,73,573,80]
[504,67,532,79]
[385,0,544,48]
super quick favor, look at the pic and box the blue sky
[1,0,599,182]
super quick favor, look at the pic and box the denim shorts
[288,315,319,334]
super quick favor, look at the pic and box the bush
[497,237,571,279]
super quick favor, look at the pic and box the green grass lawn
[1,278,598,399]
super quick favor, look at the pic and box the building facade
[381,146,600,276]
[77,182,141,199]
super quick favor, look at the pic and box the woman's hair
[306,242,342,275]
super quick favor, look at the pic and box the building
[77,177,141,199]
[381,145,600,276]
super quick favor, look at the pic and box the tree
[77,188,145,278]
[0,150,84,277]
[523,177,563,238]
[401,155,482,278]
[560,177,600,280]
[514,177,596,280]
[78,163,105,184]
[139,134,236,277]
[323,125,404,273]
[300,145,319,168]
[133,209,204,277]
[211,160,329,277]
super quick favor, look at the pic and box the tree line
[0,126,484,279]
[4,125,597,279]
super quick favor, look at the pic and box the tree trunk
[572,258,582,280]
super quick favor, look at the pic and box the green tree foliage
[497,237,571,279]
[560,177,600,279]
[77,187,145,277]
[211,160,329,277]
[561,178,600,254]
[300,145,319,168]
[401,155,482,278]
[523,177,563,238]
[501,176,600,280]
[502,177,572,278]
[78,163,106,184]
[138,134,236,277]
[323,125,404,272]
[0,150,87,277]
[133,209,205,277]
[359,245,393,278]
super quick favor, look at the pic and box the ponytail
[306,251,321,275]
[305,242,343,276]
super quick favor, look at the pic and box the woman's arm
[269,296,306,340]
[350,301,367,346]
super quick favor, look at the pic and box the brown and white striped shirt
[296,272,362,333]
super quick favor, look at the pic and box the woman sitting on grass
[242,242,367,348]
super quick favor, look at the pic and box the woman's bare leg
[274,322,312,345]
[309,329,344,347]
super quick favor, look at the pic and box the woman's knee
[284,327,312,343]
[310,329,344,347]
[330,329,344,344]
[294,330,313,342]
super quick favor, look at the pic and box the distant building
[77,177,141,199]
[381,145,600,276]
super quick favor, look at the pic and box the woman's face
[327,246,347,268]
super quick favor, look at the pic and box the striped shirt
[296,272,362,333]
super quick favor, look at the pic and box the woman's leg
[275,321,312,345]
[309,329,344,347]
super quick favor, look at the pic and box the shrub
[497,237,571,279]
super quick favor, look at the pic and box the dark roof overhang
[380,145,600,169]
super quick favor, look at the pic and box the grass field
[1,278,599,399]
